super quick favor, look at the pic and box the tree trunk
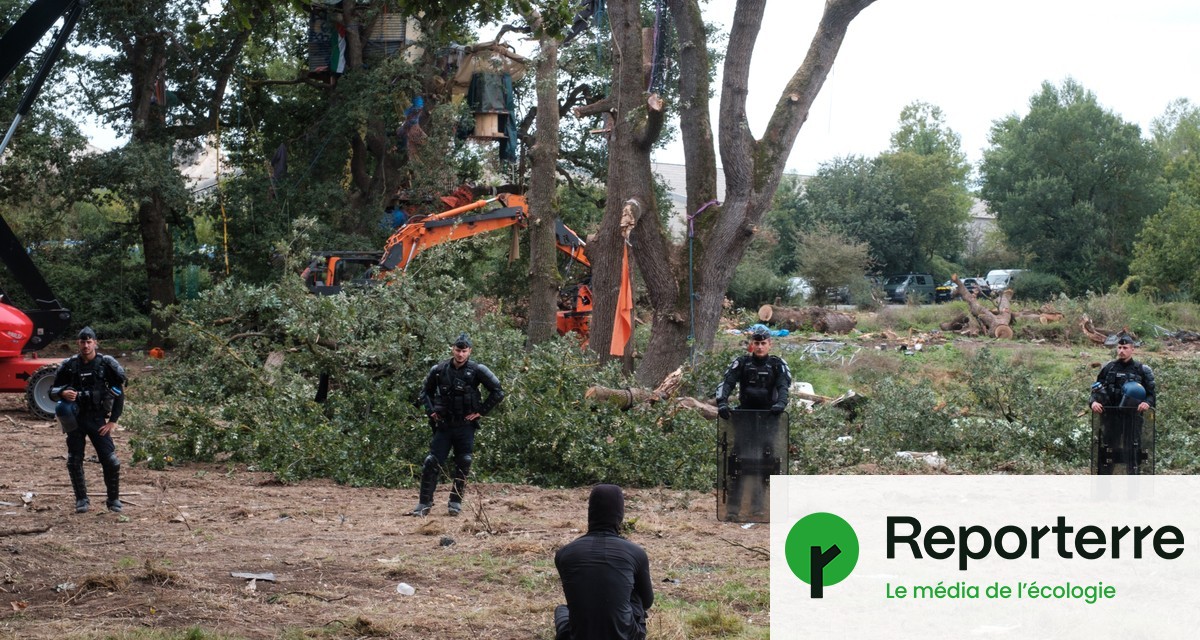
[585,0,665,375]
[585,0,877,386]
[526,30,562,346]
[137,194,176,347]
[953,274,1015,338]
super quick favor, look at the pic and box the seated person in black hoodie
[554,484,654,640]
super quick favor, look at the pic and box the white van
[985,269,1026,291]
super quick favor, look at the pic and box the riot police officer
[1090,335,1156,474]
[408,333,504,517]
[50,326,127,513]
[715,324,791,417]
[1090,335,1156,415]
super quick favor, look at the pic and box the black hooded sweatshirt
[554,484,654,640]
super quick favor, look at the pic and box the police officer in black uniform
[50,327,127,513]
[1090,335,1156,474]
[409,333,504,516]
[715,324,791,418]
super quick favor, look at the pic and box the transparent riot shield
[1091,407,1155,475]
[717,410,789,523]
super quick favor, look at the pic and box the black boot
[450,453,473,507]
[103,463,121,513]
[407,455,439,516]
[68,460,89,513]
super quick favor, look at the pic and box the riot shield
[1091,407,1155,475]
[717,409,789,522]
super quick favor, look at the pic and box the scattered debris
[396,582,416,596]
[53,582,76,593]
[231,572,276,582]
[896,451,947,470]
[20,493,33,507]
[439,536,455,547]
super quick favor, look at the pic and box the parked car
[935,280,954,303]
[936,277,992,302]
[985,269,1025,292]
[883,273,936,303]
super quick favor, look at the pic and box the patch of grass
[686,604,746,636]
[717,577,769,611]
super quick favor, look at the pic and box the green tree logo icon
[784,512,860,597]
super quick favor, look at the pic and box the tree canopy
[980,79,1166,294]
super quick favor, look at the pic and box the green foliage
[1012,271,1068,302]
[127,252,716,490]
[726,260,789,310]
[883,102,973,263]
[1130,192,1200,301]
[764,175,808,275]
[801,156,915,275]
[1152,357,1200,472]
[791,225,872,305]
[980,79,1166,294]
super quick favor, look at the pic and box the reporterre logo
[785,512,860,597]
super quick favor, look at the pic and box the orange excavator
[302,186,593,338]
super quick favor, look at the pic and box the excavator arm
[380,194,529,271]
[303,188,593,339]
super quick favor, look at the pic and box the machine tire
[25,364,58,420]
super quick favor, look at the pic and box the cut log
[758,304,856,334]
[940,313,970,331]
[814,311,857,334]
[952,273,1014,339]
[1079,314,1110,345]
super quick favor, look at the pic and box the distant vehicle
[985,269,1026,292]
[937,277,991,302]
[884,273,936,303]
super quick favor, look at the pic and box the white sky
[655,0,1200,176]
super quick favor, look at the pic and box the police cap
[749,324,771,341]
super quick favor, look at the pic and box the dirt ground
[0,374,769,640]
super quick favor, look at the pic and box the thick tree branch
[717,0,767,197]
[573,96,615,118]
[634,93,666,150]
[756,0,878,201]
[665,0,718,212]
[558,83,593,118]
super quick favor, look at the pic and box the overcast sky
[77,0,1200,177]
[654,0,1200,176]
